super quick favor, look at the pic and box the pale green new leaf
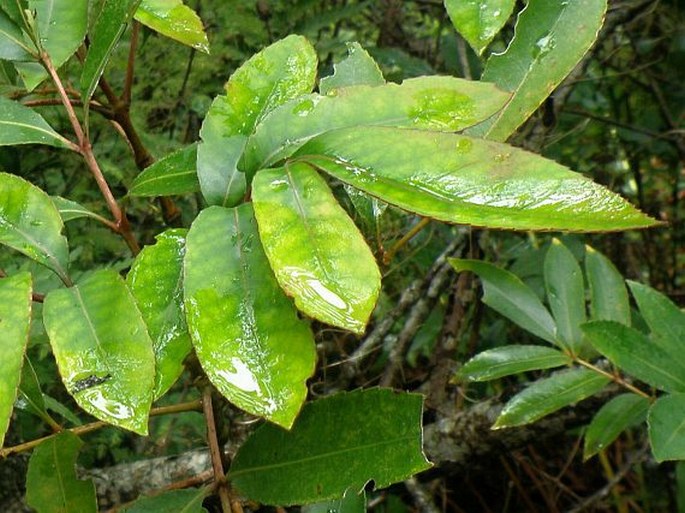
[230,389,431,505]
[25,432,97,513]
[123,487,209,513]
[184,205,316,428]
[252,163,380,334]
[51,196,110,224]
[0,97,72,148]
[0,272,31,447]
[457,345,571,382]
[649,394,685,462]
[299,127,659,232]
[585,246,631,325]
[319,42,384,94]
[43,270,155,434]
[582,321,685,393]
[466,0,607,141]
[0,172,70,283]
[493,368,609,429]
[445,0,515,55]
[584,393,648,460]
[135,0,209,53]
[130,143,200,196]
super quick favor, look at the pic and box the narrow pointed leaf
[43,270,155,434]
[299,127,658,232]
[449,259,557,344]
[585,246,631,324]
[445,0,515,55]
[466,0,608,141]
[0,172,70,283]
[130,143,200,196]
[243,77,510,171]
[493,368,609,429]
[17,356,58,427]
[81,0,141,106]
[302,489,366,513]
[134,0,209,53]
[230,389,431,505]
[544,238,586,353]
[51,196,110,224]
[649,394,685,462]
[628,281,685,360]
[198,35,317,206]
[582,321,685,393]
[457,345,571,382]
[0,8,34,61]
[0,97,72,148]
[128,229,191,399]
[25,432,97,513]
[0,272,31,447]
[123,487,209,513]
[184,205,316,428]
[319,42,384,94]
[253,163,380,334]
[584,393,649,460]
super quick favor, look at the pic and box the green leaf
[123,488,209,513]
[0,8,34,60]
[25,432,97,513]
[544,238,586,353]
[130,143,200,197]
[81,0,141,107]
[184,205,316,428]
[0,97,72,148]
[252,163,381,334]
[198,34,317,206]
[583,393,649,460]
[230,389,431,505]
[127,229,191,399]
[648,394,685,462]
[43,270,155,434]
[319,42,384,94]
[0,272,31,447]
[457,345,571,382]
[17,356,60,427]
[445,0,515,55]
[15,0,88,91]
[243,76,510,171]
[299,127,659,232]
[466,0,608,141]
[493,368,609,429]
[585,246,631,325]
[449,259,557,344]
[134,0,209,53]
[582,321,685,393]
[51,196,110,224]
[628,280,685,360]
[302,489,366,513]
[0,172,70,283]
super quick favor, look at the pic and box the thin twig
[202,388,233,513]
[123,21,140,107]
[575,358,651,399]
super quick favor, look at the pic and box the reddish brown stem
[202,388,233,513]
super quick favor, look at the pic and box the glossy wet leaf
[127,229,191,399]
[585,246,631,325]
[0,8,34,61]
[51,196,109,224]
[0,272,31,447]
[649,394,685,462]
[25,431,97,513]
[300,127,658,232]
[198,35,316,206]
[445,0,515,55]
[184,205,316,428]
[582,321,685,393]
[243,77,510,171]
[449,259,557,344]
[493,368,609,429]
[130,143,200,196]
[123,487,209,513]
[584,393,648,460]
[230,389,431,505]
[467,0,607,141]
[0,97,72,148]
[319,42,384,94]
[0,172,70,283]
[81,0,141,106]
[15,0,88,91]
[43,270,155,434]
[544,238,586,353]
[457,345,571,382]
[302,489,366,513]
[135,0,209,53]
[628,280,685,360]
[252,163,380,334]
